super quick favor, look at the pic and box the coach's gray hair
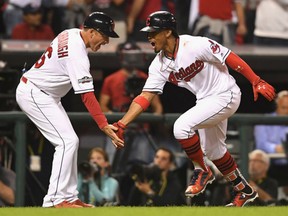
[249,149,270,168]
[275,90,288,104]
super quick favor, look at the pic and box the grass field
[0,206,288,216]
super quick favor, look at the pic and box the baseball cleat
[71,199,95,208]
[54,200,83,208]
[185,168,215,197]
[226,190,258,207]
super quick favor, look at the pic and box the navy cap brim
[104,30,119,38]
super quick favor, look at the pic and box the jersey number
[35,46,53,68]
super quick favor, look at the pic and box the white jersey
[143,35,238,100]
[23,28,93,98]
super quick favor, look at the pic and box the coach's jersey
[143,35,239,100]
[23,28,93,98]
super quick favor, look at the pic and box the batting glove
[252,79,276,101]
[112,121,126,141]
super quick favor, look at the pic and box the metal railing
[0,111,287,206]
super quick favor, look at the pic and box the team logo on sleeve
[208,40,220,54]
[78,76,93,84]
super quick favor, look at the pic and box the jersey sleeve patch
[78,76,93,84]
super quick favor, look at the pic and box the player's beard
[154,48,160,53]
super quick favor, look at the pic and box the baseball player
[113,11,276,207]
[16,12,124,208]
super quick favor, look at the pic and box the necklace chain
[160,38,178,72]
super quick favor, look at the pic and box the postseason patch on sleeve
[78,76,93,84]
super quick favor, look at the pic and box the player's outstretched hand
[112,121,126,141]
[102,124,124,149]
[252,79,276,101]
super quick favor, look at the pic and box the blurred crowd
[0,0,287,46]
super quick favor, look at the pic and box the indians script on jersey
[168,60,204,85]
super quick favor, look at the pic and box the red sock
[178,134,208,171]
[212,151,237,175]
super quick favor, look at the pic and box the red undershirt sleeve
[81,92,108,129]
[225,51,260,85]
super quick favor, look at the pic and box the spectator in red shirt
[100,41,163,113]
[192,0,247,45]
[126,0,175,41]
[11,4,55,40]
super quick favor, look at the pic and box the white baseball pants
[16,79,79,207]
[173,86,241,161]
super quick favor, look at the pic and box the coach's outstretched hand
[102,124,125,149]
[252,79,276,102]
[112,121,126,141]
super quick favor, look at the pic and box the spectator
[248,149,278,205]
[77,147,119,206]
[174,0,191,34]
[2,0,41,38]
[0,137,16,207]
[243,0,259,44]
[253,0,288,46]
[192,0,247,45]
[100,41,163,114]
[45,0,71,35]
[127,147,186,206]
[254,90,288,185]
[64,0,94,29]
[91,0,127,43]
[126,0,175,41]
[11,4,55,40]
[0,166,15,206]
[99,41,163,169]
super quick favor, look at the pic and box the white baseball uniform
[16,29,94,207]
[143,35,241,160]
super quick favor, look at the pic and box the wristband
[133,95,150,111]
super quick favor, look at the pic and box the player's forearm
[226,52,260,84]
[120,102,144,125]
[151,96,163,115]
[121,92,155,125]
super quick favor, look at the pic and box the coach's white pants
[16,80,79,207]
[173,87,241,161]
